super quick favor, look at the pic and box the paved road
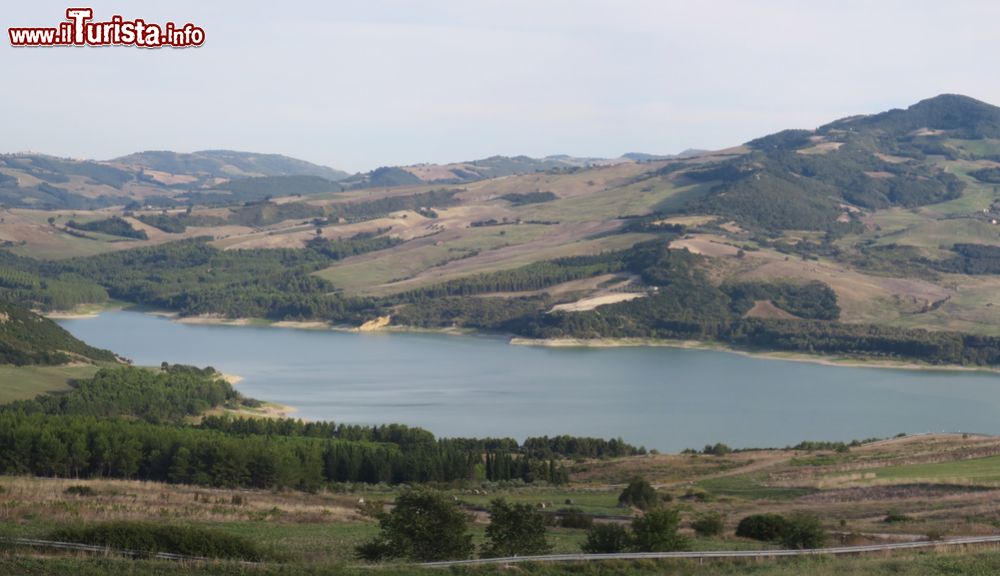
[420,535,1000,567]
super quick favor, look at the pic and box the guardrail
[420,535,1000,567]
[0,537,257,564]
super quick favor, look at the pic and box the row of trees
[356,487,702,563]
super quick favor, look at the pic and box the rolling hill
[5,94,1000,352]
[0,150,350,210]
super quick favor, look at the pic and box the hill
[688,94,1000,231]
[0,150,349,210]
[0,300,116,365]
[7,95,1000,351]
[342,154,634,188]
[111,149,349,181]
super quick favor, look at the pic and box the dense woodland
[0,300,115,365]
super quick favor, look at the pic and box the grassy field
[860,454,1000,485]
[5,549,1000,576]
[4,435,1000,572]
[0,364,100,403]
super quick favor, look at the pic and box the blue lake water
[59,310,1000,451]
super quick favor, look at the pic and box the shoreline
[218,371,299,420]
[56,307,1000,374]
[509,337,1000,374]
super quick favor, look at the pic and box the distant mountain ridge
[111,150,350,181]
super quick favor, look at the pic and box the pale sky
[3,0,1000,173]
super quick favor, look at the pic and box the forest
[0,300,116,365]
[0,364,654,488]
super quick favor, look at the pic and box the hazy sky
[3,0,1000,172]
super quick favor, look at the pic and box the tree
[780,513,826,549]
[691,511,724,537]
[481,498,552,558]
[630,508,689,552]
[618,476,659,510]
[355,489,473,562]
[581,523,631,553]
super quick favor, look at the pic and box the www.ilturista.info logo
[9,8,205,48]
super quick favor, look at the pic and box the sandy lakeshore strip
[509,337,1000,374]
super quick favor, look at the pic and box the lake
[58,310,1000,452]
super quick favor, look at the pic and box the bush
[558,509,594,530]
[618,477,659,510]
[64,485,96,497]
[631,508,689,552]
[780,513,826,549]
[48,521,265,561]
[736,514,789,542]
[581,523,631,553]
[883,509,913,523]
[691,511,725,537]
[702,443,732,456]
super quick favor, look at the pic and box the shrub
[691,511,725,537]
[618,477,658,510]
[559,509,594,530]
[883,509,913,523]
[736,514,789,542]
[780,513,826,549]
[581,523,631,553]
[703,443,732,456]
[48,521,265,561]
[481,498,552,558]
[64,485,96,496]
[631,508,689,552]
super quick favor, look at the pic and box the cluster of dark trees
[932,243,1000,275]
[724,281,841,320]
[970,167,1000,183]
[0,252,108,311]
[5,365,237,423]
[19,238,383,321]
[135,212,227,233]
[65,216,148,239]
[305,229,402,260]
[499,191,558,205]
[136,213,188,233]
